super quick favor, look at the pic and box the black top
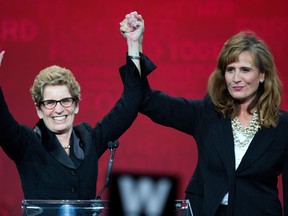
[0,56,148,199]
[139,54,288,216]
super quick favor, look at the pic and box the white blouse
[221,130,254,205]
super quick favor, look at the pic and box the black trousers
[215,205,227,216]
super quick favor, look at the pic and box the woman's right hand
[120,11,144,52]
[0,51,5,66]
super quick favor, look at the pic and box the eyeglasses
[40,97,76,110]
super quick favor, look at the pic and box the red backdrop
[1,0,288,215]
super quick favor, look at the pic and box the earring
[260,79,264,83]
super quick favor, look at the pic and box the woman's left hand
[0,51,5,66]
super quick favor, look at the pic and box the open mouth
[52,116,67,121]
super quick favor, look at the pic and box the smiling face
[36,85,79,135]
[225,51,265,105]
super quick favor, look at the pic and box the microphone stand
[92,140,119,215]
[97,140,119,199]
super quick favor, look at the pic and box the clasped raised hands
[120,11,144,44]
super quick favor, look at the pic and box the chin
[51,125,69,133]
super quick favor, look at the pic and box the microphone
[96,140,120,200]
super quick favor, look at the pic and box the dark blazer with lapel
[139,54,288,216]
[0,56,144,199]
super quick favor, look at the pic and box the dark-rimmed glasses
[40,97,76,110]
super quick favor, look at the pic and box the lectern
[175,199,193,216]
[22,199,193,216]
[22,199,108,216]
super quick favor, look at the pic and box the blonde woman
[0,12,146,201]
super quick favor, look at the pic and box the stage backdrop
[0,0,288,215]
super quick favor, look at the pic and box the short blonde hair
[30,65,81,107]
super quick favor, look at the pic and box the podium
[174,199,193,216]
[21,199,108,216]
[22,199,193,215]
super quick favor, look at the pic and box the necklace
[63,144,70,149]
[231,111,261,148]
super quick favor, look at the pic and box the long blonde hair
[208,31,282,128]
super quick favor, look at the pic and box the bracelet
[128,55,141,60]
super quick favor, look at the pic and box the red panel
[0,0,287,214]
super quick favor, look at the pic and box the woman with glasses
[0,12,147,201]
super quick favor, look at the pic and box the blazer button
[71,187,77,193]
[70,170,76,176]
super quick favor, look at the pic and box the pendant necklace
[63,144,70,149]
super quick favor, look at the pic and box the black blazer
[0,56,143,199]
[139,54,288,216]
